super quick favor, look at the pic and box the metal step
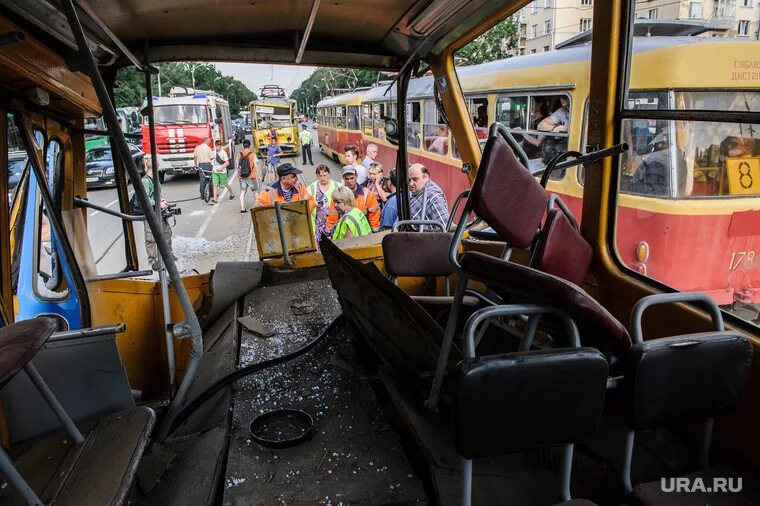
[47,407,155,506]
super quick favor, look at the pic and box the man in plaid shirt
[408,163,449,232]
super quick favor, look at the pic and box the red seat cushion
[471,135,547,249]
[536,208,593,286]
[460,251,631,358]
[0,317,58,389]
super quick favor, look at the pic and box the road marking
[195,170,238,238]
[245,221,254,261]
[89,197,120,216]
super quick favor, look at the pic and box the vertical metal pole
[0,448,43,505]
[274,202,292,266]
[460,457,472,506]
[144,45,176,397]
[24,363,84,443]
[395,63,413,221]
[59,0,202,442]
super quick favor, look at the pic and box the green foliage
[290,16,519,114]
[114,63,257,116]
[456,16,520,66]
[290,68,382,116]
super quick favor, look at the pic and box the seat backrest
[382,232,454,278]
[535,208,593,286]
[623,331,752,431]
[0,317,57,389]
[460,251,632,358]
[453,347,609,459]
[471,134,547,249]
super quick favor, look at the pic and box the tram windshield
[151,105,208,125]
[254,105,292,129]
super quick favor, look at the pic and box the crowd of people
[249,142,451,244]
[143,134,452,270]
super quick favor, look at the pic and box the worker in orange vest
[254,163,315,212]
[325,167,381,233]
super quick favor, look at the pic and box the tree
[290,68,381,117]
[455,16,520,66]
[114,63,257,116]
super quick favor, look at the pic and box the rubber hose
[161,314,343,441]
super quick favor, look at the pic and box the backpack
[129,191,144,216]
[239,152,252,178]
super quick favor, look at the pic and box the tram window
[348,105,360,130]
[496,96,528,130]
[453,97,490,159]
[406,101,421,149]
[336,106,346,129]
[422,100,449,156]
[620,118,760,199]
[36,137,68,300]
[6,115,27,210]
[362,104,372,134]
[495,94,569,177]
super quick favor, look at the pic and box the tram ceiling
[0,0,525,69]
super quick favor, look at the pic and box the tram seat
[382,232,480,308]
[621,296,757,505]
[453,347,609,505]
[460,252,631,358]
[0,317,155,505]
[534,205,593,287]
[470,129,548,252]
[426,126,621,408]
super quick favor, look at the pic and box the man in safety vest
[254,162,315,211]
[331,186,372,240]
[325,167,381,233]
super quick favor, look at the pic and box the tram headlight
[287,137,292,142]
[636,241,650,263]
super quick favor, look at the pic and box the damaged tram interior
[0,0,759,505]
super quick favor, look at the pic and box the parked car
[7,151,26,204]
[85,143,144,189]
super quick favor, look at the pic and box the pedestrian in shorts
[237,139,259,213]
[266,138,282,185]
[211,140,234,204]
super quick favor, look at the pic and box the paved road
[87,126,340,276]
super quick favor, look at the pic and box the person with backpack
[134,158,175,270]
[237,139,259,213]
[211,140,234,204]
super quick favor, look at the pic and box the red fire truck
[141,87,234,182]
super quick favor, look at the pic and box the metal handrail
[48,323,126,343]
[74,196,146,221]
[85,270,153,282]
[392,219,446,233]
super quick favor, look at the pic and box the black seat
[453,344,609,505]
[622,293,757,505]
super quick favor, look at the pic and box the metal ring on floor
[249,408,314,449]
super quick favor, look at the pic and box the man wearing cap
[325,166,381,233]
[254,162,315,210]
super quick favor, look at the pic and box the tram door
[15,127,83,330]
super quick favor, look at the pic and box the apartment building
[519,0,759,54]
[635,0,760,38]
[521,0,594,54]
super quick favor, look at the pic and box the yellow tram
[0,2,758,505]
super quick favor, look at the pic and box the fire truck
[141,87,234,182]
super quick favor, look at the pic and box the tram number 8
[729,251,756,272]
[738,161,754,190]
